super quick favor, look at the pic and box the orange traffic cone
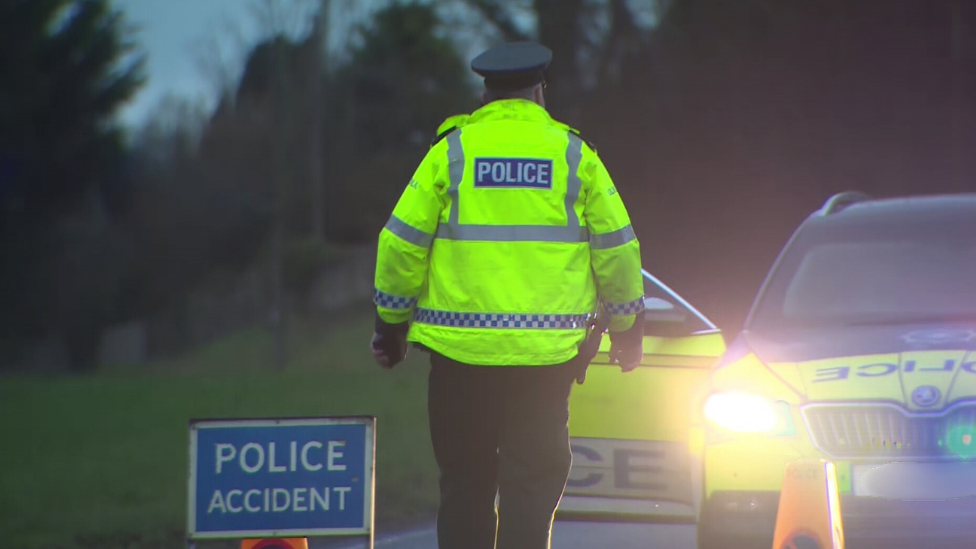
[240,538,309,549]
[770,459,844,549]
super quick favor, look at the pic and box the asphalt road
[317,520,697,549]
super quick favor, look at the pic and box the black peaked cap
[471,42,553,91]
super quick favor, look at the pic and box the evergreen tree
[0,0,145,370]
[0,0,144,219]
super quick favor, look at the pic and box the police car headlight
[703,392,780,434]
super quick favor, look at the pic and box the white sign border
[186,416,376,540]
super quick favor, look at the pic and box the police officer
[370,42,644,549]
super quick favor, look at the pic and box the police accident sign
[187,417,375,539]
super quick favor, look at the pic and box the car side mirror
[643,297,685,322]
[642,297,691,336]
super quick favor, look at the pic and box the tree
[340,1,477,154]
[94,1,480,365]
[0,0,144,220]
[450,0,660,125]
[608,0,976,330]
[0,0,145,371]
[311,1,476,243]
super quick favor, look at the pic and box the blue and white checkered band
[602,297,646,316]
[373,289,417,310]
[413,309,590,329]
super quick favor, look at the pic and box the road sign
[187,416,375,541]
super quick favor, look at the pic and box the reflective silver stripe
[590,224,636,249]
[565,132,583,227]
[414,308,590,329]
[374,289,418,310]
[436,224,588,243]
[603,297,646,316]
[384,215,434,248]
[446,130,464,225]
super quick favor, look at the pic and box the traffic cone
[770,459,844,549]
[240,538,309,549]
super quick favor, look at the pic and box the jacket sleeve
[374,144,448,326]
[580,145,645,333]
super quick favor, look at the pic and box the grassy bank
[0,309,438,549]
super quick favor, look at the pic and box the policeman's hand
[371,316,410,369]
[370,331,408,369]
[609,340,642,372]
[608,318,643,373]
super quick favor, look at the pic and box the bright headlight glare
[703,392,779,433]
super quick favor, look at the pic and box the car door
[557,269,725,521]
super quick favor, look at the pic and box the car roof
[742,192,976,331]
[803,192,976,229]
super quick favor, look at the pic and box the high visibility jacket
[434,114,469,142]
[374,99,644,366]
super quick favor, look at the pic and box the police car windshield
[749,214,976,330]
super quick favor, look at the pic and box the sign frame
[186,415,376,543]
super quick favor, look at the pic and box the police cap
[471,42,552,91]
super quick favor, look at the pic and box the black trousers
[427,351,577,549]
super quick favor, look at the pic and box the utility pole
[309,0,328,241]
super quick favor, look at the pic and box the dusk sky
[108,0,657,130]
[110,0,379,128]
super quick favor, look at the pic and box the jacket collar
[467,99,556,126]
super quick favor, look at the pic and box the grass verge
[0,307,438,549]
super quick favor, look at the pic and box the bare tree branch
[189,10,253,112]
[248,0,317,41]
[457,0,534,42]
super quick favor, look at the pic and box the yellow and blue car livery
[559,269,726,522]
[562,191,976,549]
[697,192,976,549]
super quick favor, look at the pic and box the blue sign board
[187,417,375,540]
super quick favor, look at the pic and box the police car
[561,191,976,549]
[697,192,976,549]
[559,268,725,522]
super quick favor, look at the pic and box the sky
[108,0,658,130]
[110,0,380,128]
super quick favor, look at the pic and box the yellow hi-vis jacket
[374,99,644,366]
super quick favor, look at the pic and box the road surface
[315,520,697,548]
